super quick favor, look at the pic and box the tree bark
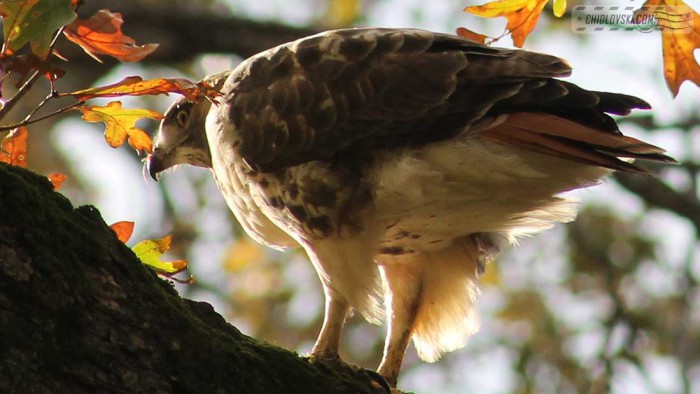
[0,163,386,394]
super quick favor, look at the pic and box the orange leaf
[63,9,158,63]
[47,172,67,190]
[637,0,700,96]
[456,27,490,44]
[465,0,549,47]
[0,127,28,167]
[155,234,173,254]
[110,221,135,243]
[63,76,220,102]
[76,101,162,154]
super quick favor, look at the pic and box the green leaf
[0,0,76,59]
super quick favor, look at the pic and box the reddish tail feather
[481,112,676,175]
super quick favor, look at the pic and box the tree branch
[614,171,700,233]
[0,163,386,394]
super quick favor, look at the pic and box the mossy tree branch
[0,163,385,394]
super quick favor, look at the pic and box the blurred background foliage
[2,0,699,393]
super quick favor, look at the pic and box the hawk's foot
[307,352,392,393]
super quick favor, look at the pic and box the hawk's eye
[175,109,189,127]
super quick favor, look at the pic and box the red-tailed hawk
[147,28,674,390]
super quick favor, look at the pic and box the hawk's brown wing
[220,28,672,172]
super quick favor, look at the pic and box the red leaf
[47,172,67,190]
[0,127,28,167]
[110,221,135,243]
[63,9,158,63]
[1,54,65,85]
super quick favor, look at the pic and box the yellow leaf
[132,235,188,274]
[76,101,162,154]
[465,0,549,47]
[552,0,567,17]
[637,0,700,96]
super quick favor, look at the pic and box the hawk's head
[147,71,231,181]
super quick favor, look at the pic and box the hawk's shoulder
[212,28,643,172]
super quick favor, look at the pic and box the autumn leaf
[636,0,700,97]
[110,221,135,243]
[63,76,221,103]
[0,127,28,167]
[0,53,65,84]
[132,235,189,276]
[0,0,76,59]
[456,27,489,44]
[465,0,551,47]
[76,101,162,154]
[47,172,67,190]
[63,9,158,63]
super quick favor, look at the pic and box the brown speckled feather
[218,28,672,173]
[222,29,565,170]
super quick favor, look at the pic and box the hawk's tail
[481,112,676,175]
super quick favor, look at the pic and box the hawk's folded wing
[218,28,672,172]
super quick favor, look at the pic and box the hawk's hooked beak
[147,151,165,182]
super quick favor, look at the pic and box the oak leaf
[64,76,221,102]
[76,101,162,154]
[0,127,28,167]
[637,0,700,96]
[465,0,551,47]
[47,172,67,190]
[110,221,135,243]
[63,9,158,63]
[132,235,191,283]
[0,0,76,59]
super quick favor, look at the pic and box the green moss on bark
[0,164,386,394]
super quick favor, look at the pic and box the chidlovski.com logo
[572,4,694,34]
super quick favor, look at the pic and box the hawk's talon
[365,369,392,394]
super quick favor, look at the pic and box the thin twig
[0,26,67,122]
[0,70,42,121]
[0,101,83,132]
[19,91,58,124]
